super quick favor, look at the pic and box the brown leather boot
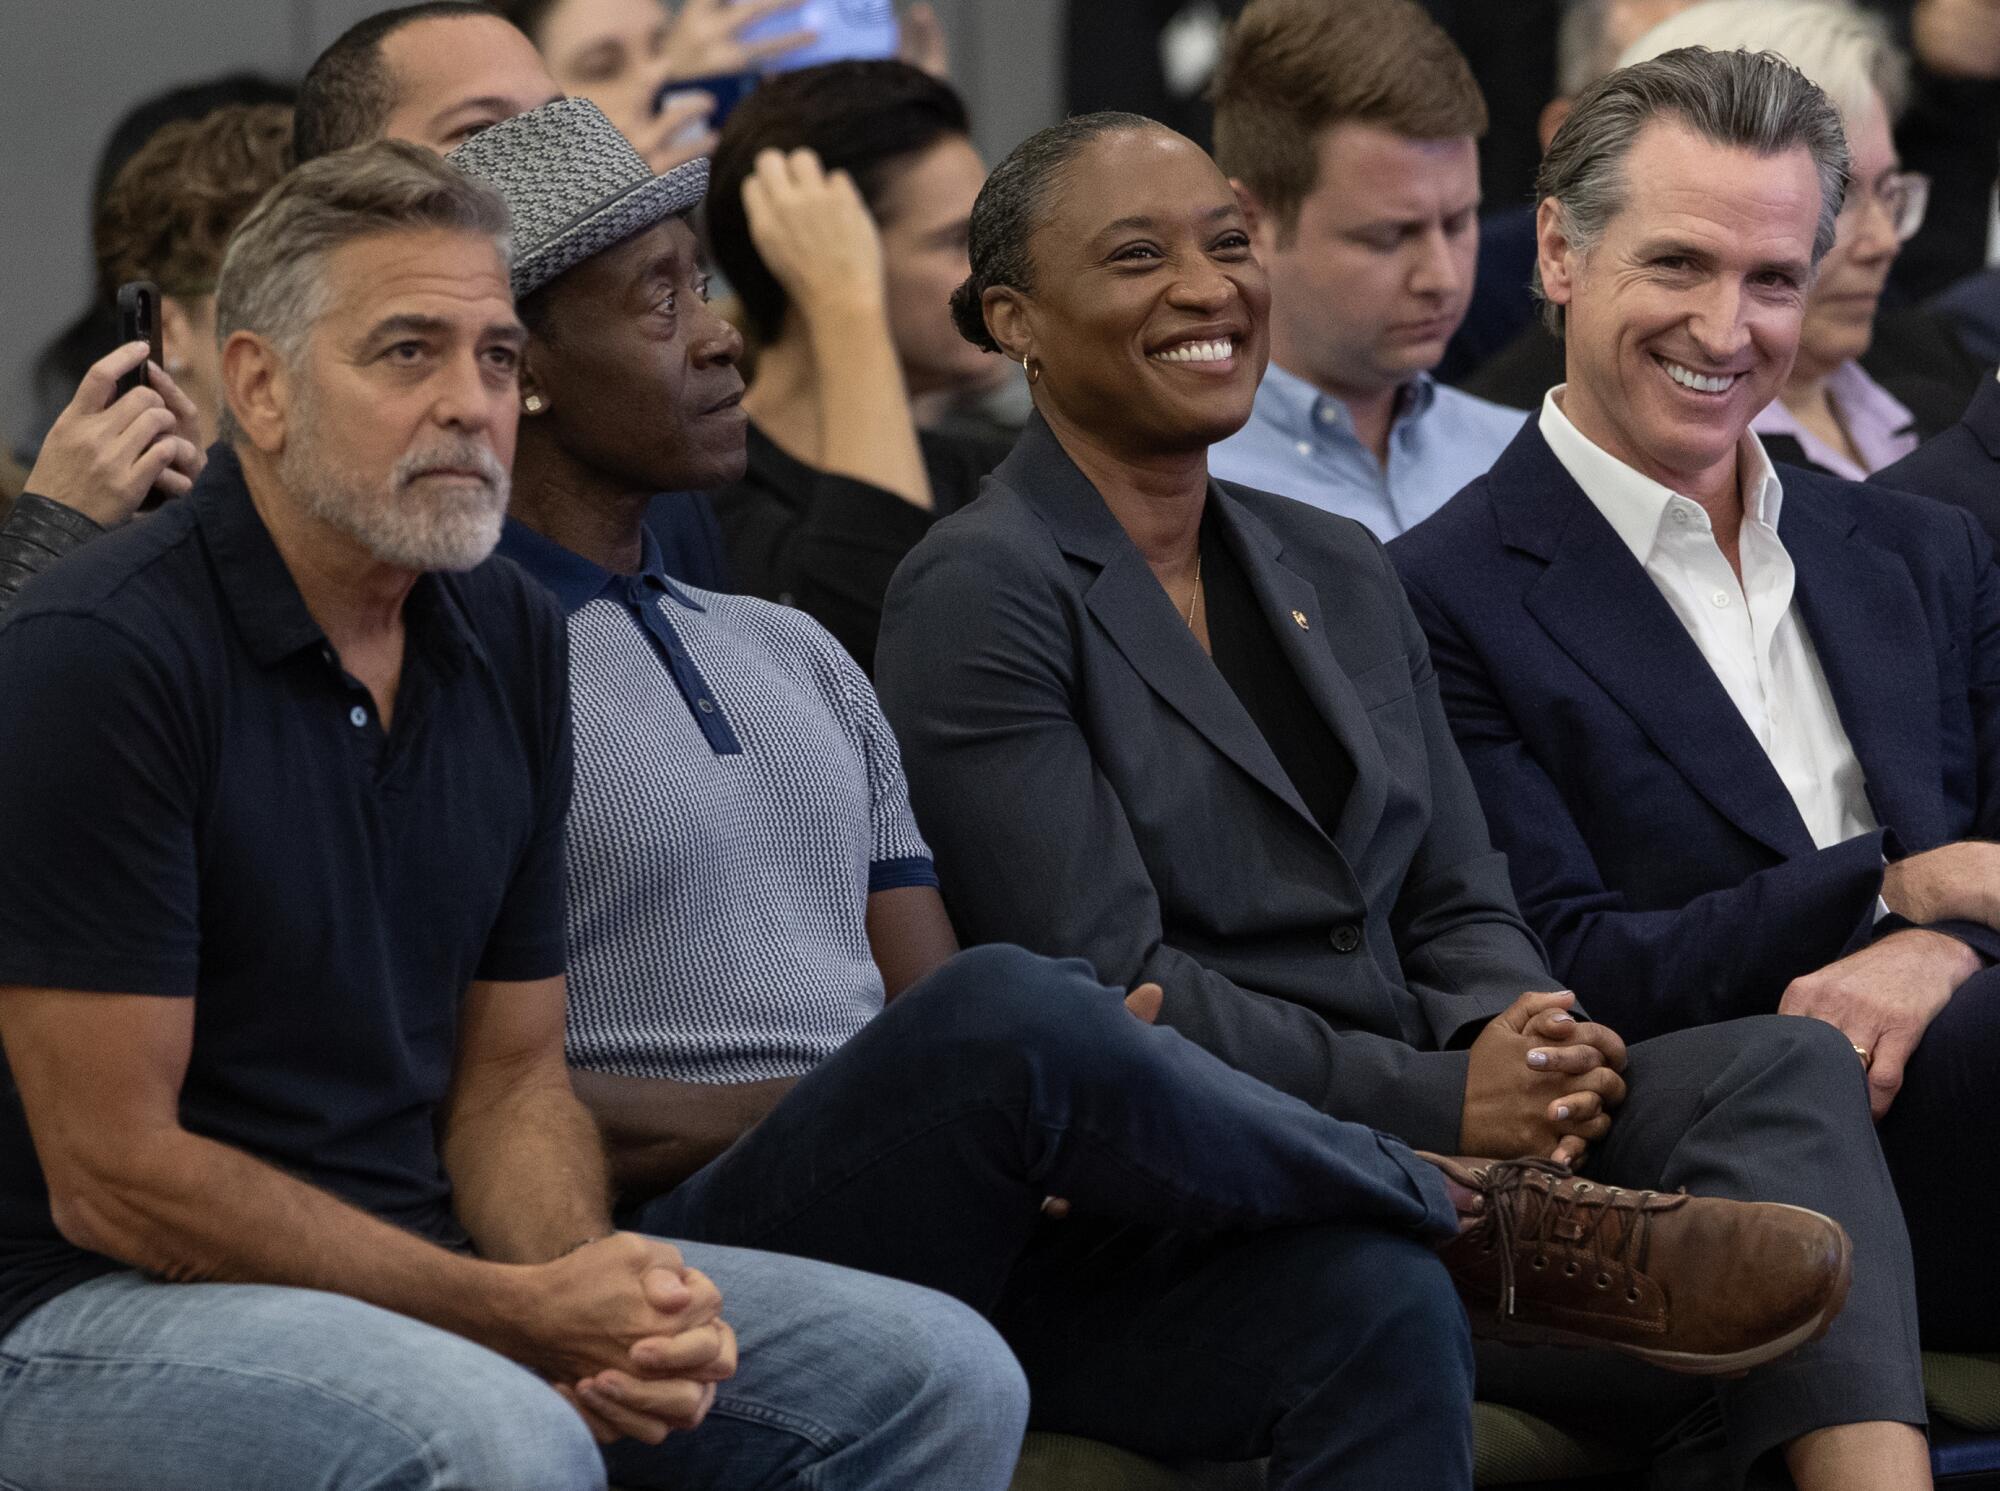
[1421,1155,1852,1376]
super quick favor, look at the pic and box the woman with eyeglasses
[1623,0,1971,480]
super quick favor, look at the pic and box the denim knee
[417,1360,607,1491]
[899,1288,1030,1431]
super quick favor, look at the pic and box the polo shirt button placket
[1329,924,1361,954]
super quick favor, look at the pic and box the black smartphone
[115,280,162,400]
[115,281,174,510]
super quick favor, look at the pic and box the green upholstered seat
[1927,1352,2000,1433]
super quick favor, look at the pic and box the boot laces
[1471,1158,1678,1318]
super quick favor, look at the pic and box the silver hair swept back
[1532,44,1851,336]
[213,140,513,441]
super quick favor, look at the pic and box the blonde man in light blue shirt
[1206,0,1525,539]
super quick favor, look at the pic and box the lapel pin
[1291,609,1310,631]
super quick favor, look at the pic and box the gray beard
[281,395,510,574]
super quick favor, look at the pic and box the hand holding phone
[115,281,163,401]
[24,338,204,527]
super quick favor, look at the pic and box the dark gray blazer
[876,415,1550,1153]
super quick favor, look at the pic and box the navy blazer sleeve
[1397,494,2000,1038]
[1400,569,1884,1038]
[879,507,1529,1152]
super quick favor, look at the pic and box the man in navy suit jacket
[1391,36,2000,1373]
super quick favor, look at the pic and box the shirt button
[1316,405,1339,425]
[1294,441,1313,457]
[1672,508,1690,525]
[1710,590,1731,609]
[1329,924,1362,954]
[696,698,715,714]
[348,705,368,728]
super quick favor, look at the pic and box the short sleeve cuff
[0,941,197,998]
[868,856,939,893]
[473,938,568,984]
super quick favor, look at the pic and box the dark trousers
[1878,963,2000,1350]
[1473,1014,1926,1490]
[634,945,1475,1491]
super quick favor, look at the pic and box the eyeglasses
[1842,170,1930,244]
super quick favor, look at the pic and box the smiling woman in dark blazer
[875,107,1935,1491]
[875,112,1575,1158]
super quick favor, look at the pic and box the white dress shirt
[1538,388,1879,852]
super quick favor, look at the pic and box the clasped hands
[1462,990,1627,1169]
[515,1233,737,1446]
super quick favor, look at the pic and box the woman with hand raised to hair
[705,61,1016,675]
[875,112,1923,1491]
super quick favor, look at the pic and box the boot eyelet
[1562,1261,1579,1277]
[1625,1288,1640,1303]
[1531,1256,1548,1270]
[1594,1273,1611,1289]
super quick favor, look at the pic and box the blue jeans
[0,1241,1027,1491]
[635,945,1476,1491]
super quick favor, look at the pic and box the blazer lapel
[996,417,1323,832]
[1214,493,1388,858]
[1495,428,1817,860]
[1781,476,1943,840]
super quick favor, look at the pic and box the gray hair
[950,111,1161,354]
[214,140,512,440]
[1533,45,1851,335]
[1620,0,1908,121]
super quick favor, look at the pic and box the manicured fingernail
[1556,1104,1572,1119]
[1549,1012,1575,1024]
[1527,1050,1549,1068]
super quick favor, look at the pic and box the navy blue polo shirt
[0,446,573,1339]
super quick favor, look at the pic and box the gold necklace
[1184,552,1204,629]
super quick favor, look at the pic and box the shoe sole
[1472,1205,1854,1378]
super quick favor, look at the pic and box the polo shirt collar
[194,444,329,668]
[1256,361,1437,439]
[496,515,706,615]
[194,442,488,672]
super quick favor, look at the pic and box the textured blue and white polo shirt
[497,519,937,1084]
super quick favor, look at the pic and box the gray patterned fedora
[447,97,709,300]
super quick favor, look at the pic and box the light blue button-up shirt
[1210,362,1527,539]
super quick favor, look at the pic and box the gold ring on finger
[1852,1043,1872,1068]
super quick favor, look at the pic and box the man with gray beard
[0,141,1028,1491]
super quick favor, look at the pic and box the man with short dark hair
[1205,0,1524,538]
[294,1,558,159]
[0,140,1029,1491]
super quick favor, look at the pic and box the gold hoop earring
[1020,356,1041,387]
[523,394,546,414]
